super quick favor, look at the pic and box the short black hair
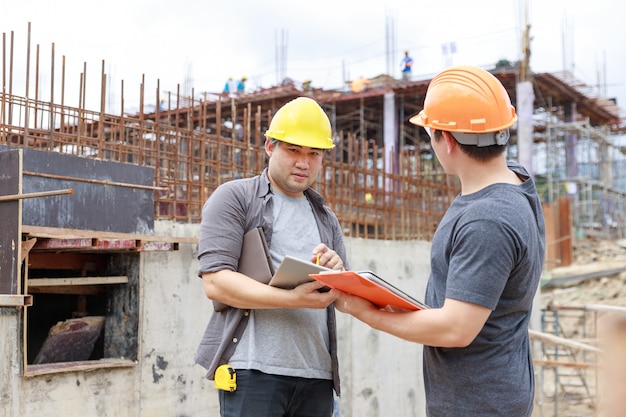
[431,129,506,162]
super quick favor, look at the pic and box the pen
[316,253,320,265]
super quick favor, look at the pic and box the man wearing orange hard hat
[335,66,545,417]
[196,97,348,417]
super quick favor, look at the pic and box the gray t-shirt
[229,191,332,380]
[423,162,545,417]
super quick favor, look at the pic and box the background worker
[236,76,247,94]
[223,77,238,96]
[401,50,413,81]
[195,96,348,417]
[350,75,370,93]
[334,65,545,417]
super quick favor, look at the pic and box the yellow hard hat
[410,66,517,145]
[265,97,334,149]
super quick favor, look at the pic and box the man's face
[265,140,324,198]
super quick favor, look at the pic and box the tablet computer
[268,255,331,289]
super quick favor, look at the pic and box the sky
[1,0,625,116]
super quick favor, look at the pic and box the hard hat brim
[265,132,335,149]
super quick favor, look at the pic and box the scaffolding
[536,305,599,416]
[545,119,626,239]
[532,303,626,417]
[525,68,626,246]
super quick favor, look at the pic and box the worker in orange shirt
[350,76,370,93]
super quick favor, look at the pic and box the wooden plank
[28,276,128,287]
[30,236,180,252]
[28,252,108,270]
[557,195,573,266]
[138,241,177,251]
[533,359,598,369]
[34,238,94,250]
[95,239,138,250]
[22,224,197,245]
[528,329,602,353]
[33,237,146,251]
[0,149,22,294]
[21,238,37,262]
[25,358,136,377]
[27,286,108,295]
[585,304,626,314]
[0,294,33,307]
[543,265,626,288]
[542,202,560,269]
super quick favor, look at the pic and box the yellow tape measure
[214,365,237,392]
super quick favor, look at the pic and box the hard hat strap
[452,129,510,147]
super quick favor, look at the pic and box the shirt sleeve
[444,219,518,310]
[197,182,248,276]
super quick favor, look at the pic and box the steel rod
[0,188,74,202]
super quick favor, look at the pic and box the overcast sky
[1,0,624,116]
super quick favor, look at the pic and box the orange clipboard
[309,270,428,311]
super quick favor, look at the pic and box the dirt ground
[542,238,626,309]
[534,238,626,417]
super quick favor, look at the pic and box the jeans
[218,369,334,417]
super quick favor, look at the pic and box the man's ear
[441,131,457,154]
[264,138,275,156]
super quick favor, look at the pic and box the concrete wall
[0,221,213,417]
[338,238,431,417]
[0,221,431,417]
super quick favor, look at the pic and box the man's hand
[291,280,339,309]
[312,244,344,271]
[334,290,378,316]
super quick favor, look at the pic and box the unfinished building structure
[1,24,625,417]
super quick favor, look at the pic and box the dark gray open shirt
[194,169,348,395]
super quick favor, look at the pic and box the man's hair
[431,130,506,162]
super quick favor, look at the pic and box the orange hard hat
[410,65,517,145]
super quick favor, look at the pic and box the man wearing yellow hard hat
[196,97,348,417]
[335,66,545,417]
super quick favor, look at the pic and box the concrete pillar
[564,103,578,179]
[516,81,534,176]
[599,135,612,187]
[383,92,397,194]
